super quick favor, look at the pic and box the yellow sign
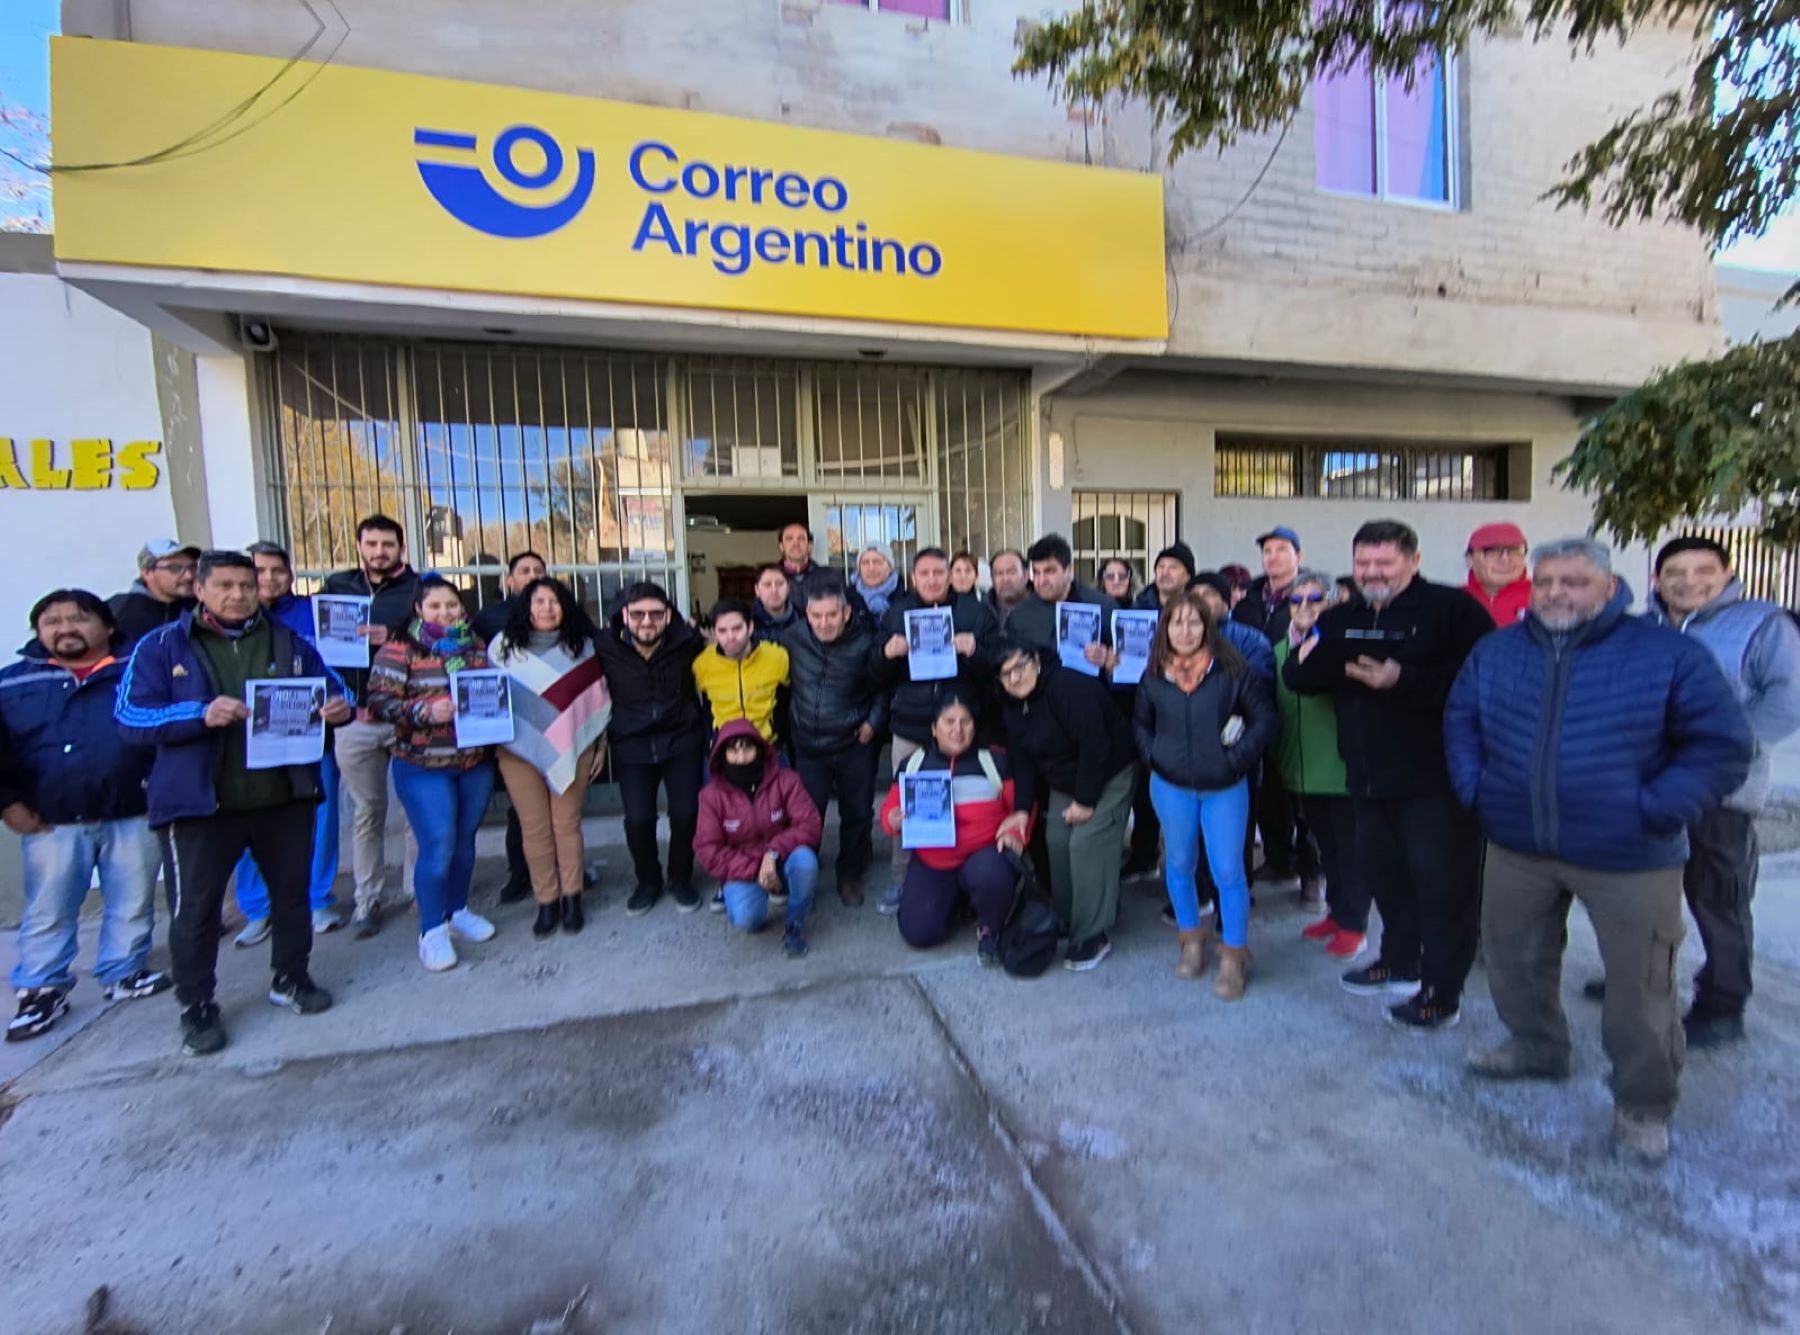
[52,39,1167,341]
[0,438,162,491]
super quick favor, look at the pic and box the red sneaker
[1325,929,1368,960]
[1301,915,1338,942]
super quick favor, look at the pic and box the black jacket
[782,559,869,621]
[321,564,423,706]
[1281,576,1493,798]
[872,590,1000,745]
[471,595,515,645]
[1134,659,1277,792]
[107,584,193,649]
[1000,663,1137,811]
[775,616,888,755]
[1004,583,1118,656]
[592,610,708,765]
[1232,576,1293,643]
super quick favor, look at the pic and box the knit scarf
[854,568,900,619]
[1166,649,1212,695]
[413,617,478,672]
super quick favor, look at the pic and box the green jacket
[1273,638,1347,796]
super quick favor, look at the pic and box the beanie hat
[1188,570,1232,602]
[1154,542,1197,579]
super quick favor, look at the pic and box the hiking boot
[782,922,809,959]
[1683,1008,1746,1049]
[447,909,496,943]
[418,925,458,973]
[1301,914,1338,943]
[837,875,865,908]
[1341,962,1420,997]
[268,972,333,1015]
[1325,929,1369,961]
[1581,978,1606,1002]
[977,926,1000,968]
[1298,876,1326,911]
[626,885,660,917]
[877,882,903,916]
[234,917,271,949]
[560,894,585,935]
[671,883,701,914]
[1176,929,1207,981]
[1386,987,1461,1034]
[1468,1042,1571,1081]
[1612,1107,1670,1165]
[180,1001,227,1056]
[1064,933,1112,972]
[312,906,344,934]
[350,903,383,940]
[1214,944,1249,1001]
[7,988,69,1042]
[102,969,172,1002]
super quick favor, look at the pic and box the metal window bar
[1071,490,1180,586]
[1214,437,1510,501]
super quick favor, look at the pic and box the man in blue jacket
[1446,537,1753,1164]
[116,551,353,1057]
[2,590,170,1041]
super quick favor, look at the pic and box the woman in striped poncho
[489,578,612,939]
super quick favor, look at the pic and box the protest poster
[450,668,515,747]
[1111,609,1159,686]
[904,606,958,682]
[900,769,956,849]
[1057,601,1103,676]
[245,678,328,770]
[312,595,372,668]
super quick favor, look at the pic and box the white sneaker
[446,909,496,943]
[312,906,344,934]
[419,925,458,972]
[234,917,271,948]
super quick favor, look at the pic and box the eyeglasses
[999,660,1038,681]
[154,561,197,575]
[625,608,669,622]
[1288,593,1328,605]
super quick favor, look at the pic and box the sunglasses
[1288,593,1328,605]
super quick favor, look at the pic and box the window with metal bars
[1071,490,1181,585]
[1214,436,1512,501]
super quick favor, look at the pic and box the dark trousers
[504,805,529,884]
[164,802,316,1009]
[1256,768,1318,878]
[615,748,704,891]
[1126,771,1161,872]
[897,847,1016,948]
[796,741,879,882]
[1685,806,1759,1016]
[1355,792,1480,998]
[1300,793,1368,932]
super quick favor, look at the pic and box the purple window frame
[1312,5,1456,206]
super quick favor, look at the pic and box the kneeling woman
[367,576,499,973]
[879,695,1029,964]
[1134,587,1277,999]
[695,721,823,958]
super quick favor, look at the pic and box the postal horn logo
[414,125,596,238]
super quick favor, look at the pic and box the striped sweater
[367,624,492,770]
[489,631,614,795]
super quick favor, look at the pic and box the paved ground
[3,809,1797,1335]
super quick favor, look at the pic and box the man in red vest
[1465,522,1531,626]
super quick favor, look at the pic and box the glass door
[807,494,932,583]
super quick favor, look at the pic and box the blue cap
[1256,526,1301,551]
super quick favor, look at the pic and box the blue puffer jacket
[114,611,348,827]
[0,637,153,824]
[1445,584,1753,871]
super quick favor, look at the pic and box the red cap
[1467,522,1527,553]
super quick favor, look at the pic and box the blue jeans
[11,817,161,990]
[722,847,818,933]
[233,751,341,918]
[390,759,496,934]
[1150,772,1252,948]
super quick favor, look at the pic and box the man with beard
[776,522,867,619]
[1282,519,1493,1033]
[108,539,200,648]
[1447,538,1751,1163]
[986,548,1032,628]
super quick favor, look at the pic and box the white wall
[0,273,175,651]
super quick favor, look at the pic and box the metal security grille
[1071,490,1180,585]
[262,333,1029,617]
[1682,526,1800,610]
[1214,436,1511,501]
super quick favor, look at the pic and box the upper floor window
[1313,4,1457,206]
[828,0,956,18]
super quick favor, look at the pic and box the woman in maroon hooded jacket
[695,720,823,957]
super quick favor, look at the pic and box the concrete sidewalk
[2,822,1796,1335]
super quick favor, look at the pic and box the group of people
[4,510,1790,1164]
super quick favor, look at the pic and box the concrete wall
[65,0,1719,389]
[1040,371,1651,589]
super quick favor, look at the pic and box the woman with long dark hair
[1134,588,1277,998]
[489,578,611,939]
[1098,557,1136,606]
[367,576,499,973]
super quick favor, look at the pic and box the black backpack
[998,851,1063,978]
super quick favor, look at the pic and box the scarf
[854,568,900,619]
[413,617,478,673]
[1167,649,1212,695]
[198,609,262,641]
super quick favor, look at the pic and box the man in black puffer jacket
[776,571,888,906]
[869,547,1001,913]
[1283,519,1493,1033]
[593,581,708,916]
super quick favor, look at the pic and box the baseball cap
[1256,526,1302,551]
[138,539,201,567]
[1467,522,1527,552]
